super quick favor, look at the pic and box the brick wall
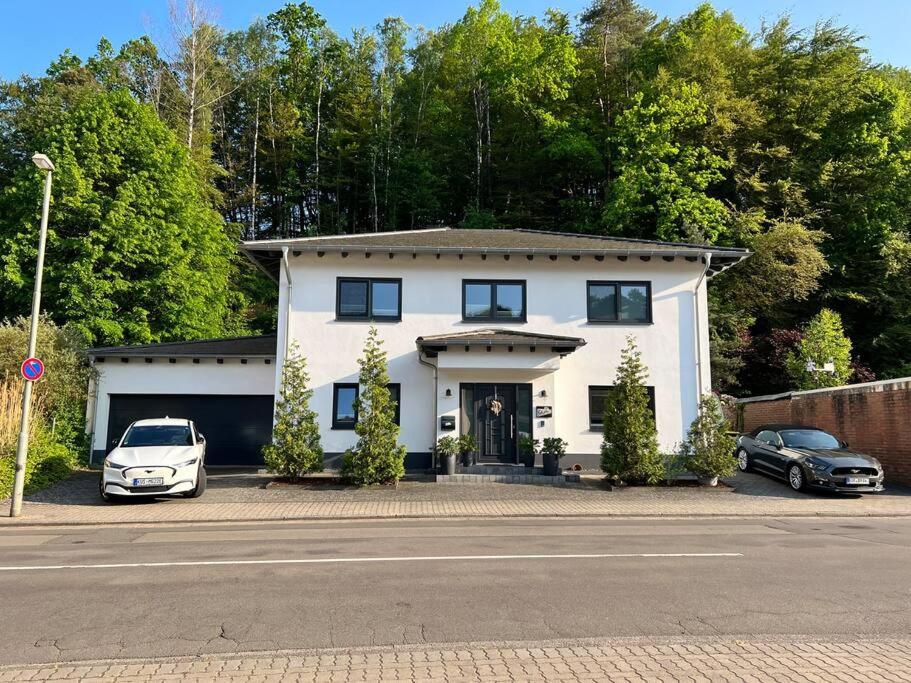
[739,379,911,486]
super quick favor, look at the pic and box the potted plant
[457,433,477,467]
[541,437,567,476]
[518,434,539,468]
[679,395,737,486]
[436,436,458,475]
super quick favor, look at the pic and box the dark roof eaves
[89,333,278,357]
[241,241,748,257]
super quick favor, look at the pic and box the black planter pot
[520,450,535,468]
[460,451,473,467]
[444,453,457,475]
[543,453,561,476]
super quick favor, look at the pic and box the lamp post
[9,153,55,518]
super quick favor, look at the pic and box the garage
[106,394,275,467]
[87,335,278,468]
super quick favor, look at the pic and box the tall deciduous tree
[0,84,238,345]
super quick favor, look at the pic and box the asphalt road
[1,516,910,666]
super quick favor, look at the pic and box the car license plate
[132,477,164,487]
[846,476,870,485]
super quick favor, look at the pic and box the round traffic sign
[21,357,45,382]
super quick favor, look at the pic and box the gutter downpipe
[281,247,292,363]
[417,349,439,472]
[693,253,712,413]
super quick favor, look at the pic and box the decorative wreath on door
[486,396,503,416]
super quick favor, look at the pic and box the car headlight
[173,457,199,469]
[103,458,126,470]
[804,460,829,471]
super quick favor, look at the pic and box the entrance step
[457,465,545,476]
[436,473,581,485]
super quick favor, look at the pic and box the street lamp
[9,153,55,518]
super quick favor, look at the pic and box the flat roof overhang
[416,333,586,359]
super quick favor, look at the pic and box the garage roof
[240,228,751,280]
[89,334,277,359]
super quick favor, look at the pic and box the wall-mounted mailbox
[440,415,456,431]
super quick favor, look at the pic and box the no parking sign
[20,357,45,382]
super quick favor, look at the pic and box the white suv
[100,418,206,501]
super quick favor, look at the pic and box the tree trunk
[473,85,483,210]
[314,60,323,235]
[371,149,379,232]
[250,94,260,239]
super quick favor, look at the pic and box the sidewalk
[3,470,910,526]
[2,637,910,681]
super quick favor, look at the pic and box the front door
[475,384,516,463]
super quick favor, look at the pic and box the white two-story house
[87,228,749,470]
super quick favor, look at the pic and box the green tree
[262,344,323,480]
[341,327,406,485]
[0,85,238,345]
[600,336,662,484]
[678,394,736,482]
[1,318,91,498]
[786,309,853,389]
[605,81,729,242]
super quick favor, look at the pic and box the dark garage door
[107,394,274,467]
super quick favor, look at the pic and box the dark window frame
[336,277,402,322]
[588,385,656,431]
[388,382,401,426]
[461,279,527,322]
[586,281,653,324]
[332,382,401,429]
[331,383,359,430]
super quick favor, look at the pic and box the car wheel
[788,464,805,492]
[184,464,206,498]
[99,476,117,503]
[736,448,751,472]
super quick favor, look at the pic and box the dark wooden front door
[473,384,518,463]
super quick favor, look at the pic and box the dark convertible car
[735,424,885,493]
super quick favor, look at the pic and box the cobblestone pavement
[2,470,910,526]
[1,638,909,681]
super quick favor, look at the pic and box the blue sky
[2,0,909,81]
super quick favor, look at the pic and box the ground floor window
[388,383,401,426]
[332,382,400,429]
[588,385,656,431]
[332,383,358,429]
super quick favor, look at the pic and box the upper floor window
[462,280,526,322]
[337,278,401,321]
[587,281,652,323]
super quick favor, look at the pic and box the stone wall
[738,379,911,486]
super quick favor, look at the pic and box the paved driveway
[3,469,910,526]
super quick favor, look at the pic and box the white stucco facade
[277,251,712,464]
[86,228,744,470]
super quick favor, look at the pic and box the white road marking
[0,552,742,572]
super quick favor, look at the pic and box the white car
[100,418,207,501]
